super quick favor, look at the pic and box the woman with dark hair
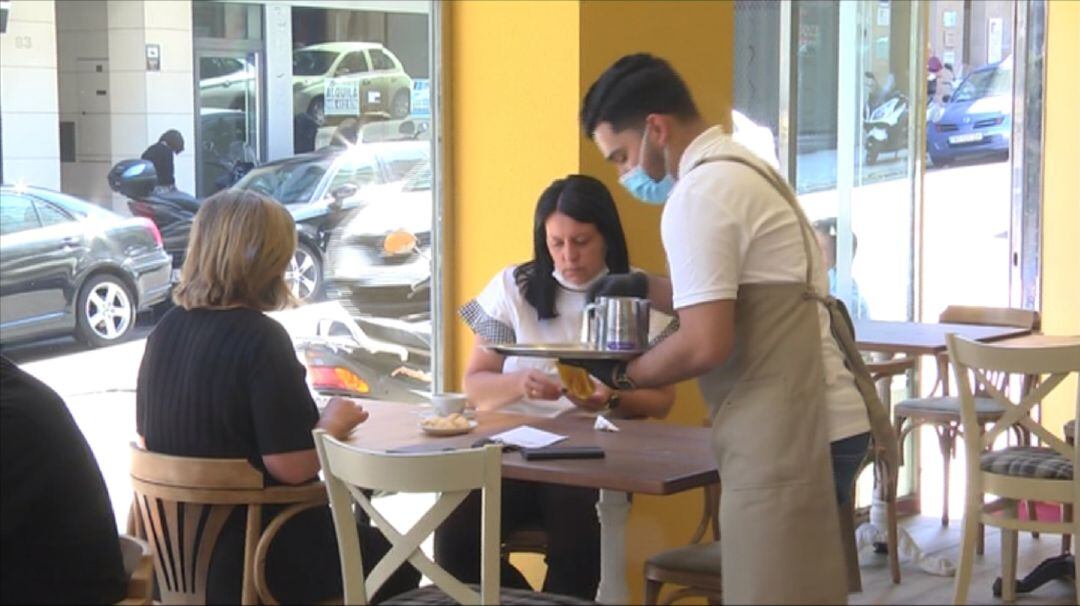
[436,175,675,599]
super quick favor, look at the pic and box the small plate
[488,342,644,360]
[420,420,478,437]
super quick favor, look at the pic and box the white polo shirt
[661,126,869,442]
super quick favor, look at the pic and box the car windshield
[293,50,337,76]
[234,156,332,205]
[952,66,1011,103]
[379,147,431,182]
[402,163,432,192]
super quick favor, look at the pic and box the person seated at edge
[135,189,419,604]
[2,355,127,605]
[435,174,676,599]
[812,217,870,320]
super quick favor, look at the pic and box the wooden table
[345,400,719,604]
[853,320,1034,355]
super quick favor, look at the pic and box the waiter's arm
[645,275,675,315]
[625,299,735,387]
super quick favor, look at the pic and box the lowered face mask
[618,127,674,205]
[552,266,610,292]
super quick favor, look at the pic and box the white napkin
[594,416,620,432]
[490,425,567,449]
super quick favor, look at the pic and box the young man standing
[569,53,890,604]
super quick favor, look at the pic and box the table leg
[595,489,631,604]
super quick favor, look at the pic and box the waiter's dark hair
[515,175,631,320]
[580,53,700,136]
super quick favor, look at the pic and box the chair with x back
[947,335,1079,604]
[312,429,595,605]
[894,305,1040,554]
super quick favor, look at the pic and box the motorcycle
[863,85,909,165]
[107,159,200,275]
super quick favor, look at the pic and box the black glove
[560,358,622,389]
[586,272,649,303]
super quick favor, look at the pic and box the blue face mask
[619,168,674,205]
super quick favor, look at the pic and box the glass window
[369,48,397,71]
[234,156,332,206]
[294,50,338,77]
[192,1,263,41]
[335,52,370,76]
[33,201,73,227]
[0,193,41,235]
[329,153,379,190]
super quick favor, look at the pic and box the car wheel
[391,89,411,119]
[286,243,322,302]
[309,96,326,126]
[76,274,136,348]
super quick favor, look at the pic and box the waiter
[567,53,894,604]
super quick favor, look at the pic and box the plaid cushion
[384,585,596,605]
[980,447,1073,480]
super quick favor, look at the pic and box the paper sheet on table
[490,425,567,449]
[501,396,577,419]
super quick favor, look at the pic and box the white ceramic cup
[431,392,467,416]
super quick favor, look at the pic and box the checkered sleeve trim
[459,299,516,345]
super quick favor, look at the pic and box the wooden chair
[947,335,1079,604]
[642,483,721,605]
[894,306,1040,552]
[1063,419,1075,555]
[311,429,595,605]
[129,444,329,605]
[116,534,154,605]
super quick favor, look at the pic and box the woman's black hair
[513,175,630,320]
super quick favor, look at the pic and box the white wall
[105,0,194,211]
[0,0,61,190]
[56,0,112,207]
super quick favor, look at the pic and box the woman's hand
[517,370,563,401]
[316,397,370,439]
[565,380,613,413]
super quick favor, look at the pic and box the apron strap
[688,154,897,461]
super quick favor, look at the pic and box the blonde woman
[136,190,418,603]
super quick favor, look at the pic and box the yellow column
[448,1,734,602]
[1041,0,1080,436]
[577,2,733,603]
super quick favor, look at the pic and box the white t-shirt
[661,126,870,442]
[462,266,673,417]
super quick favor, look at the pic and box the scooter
[863,88,909,165]
[107,159,200,274]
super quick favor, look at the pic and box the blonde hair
[173,189,297,311]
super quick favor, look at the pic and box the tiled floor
[853,515,1076,605]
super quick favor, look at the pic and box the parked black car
[0,185,172,347]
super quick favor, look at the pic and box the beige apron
[690,154,896,604]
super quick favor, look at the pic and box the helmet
[927,56,943,73]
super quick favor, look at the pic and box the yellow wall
[448,0,582,385]
[1041,0,1080,436]
[447,1,734,601]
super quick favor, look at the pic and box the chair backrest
[116,534,154,605]
[129,444,266,605]
[939,305,1041,331]
[946,335,1079,474]
[313,429,503,605]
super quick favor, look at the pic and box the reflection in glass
[197,53,259,196]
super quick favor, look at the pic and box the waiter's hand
[517,370,563,401]
[560,358,621,389]
[586,272,649,302]
[564,380,612,413]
